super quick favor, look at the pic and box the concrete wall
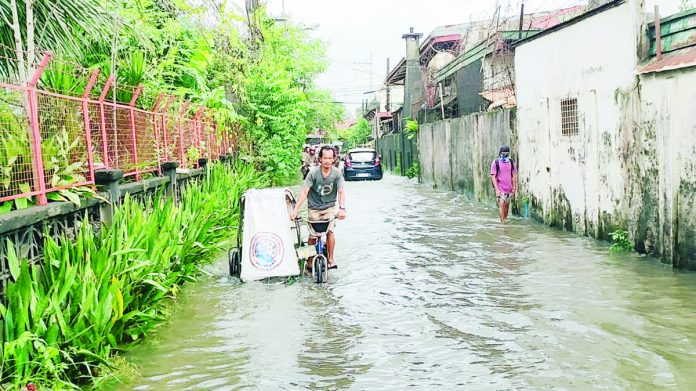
[376,133,417,175]
[418,109,515,200]
[514,0,696,268]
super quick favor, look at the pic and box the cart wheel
[229,248,240,277]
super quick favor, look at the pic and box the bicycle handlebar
[296,216,337,224]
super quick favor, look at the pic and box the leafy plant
[39,59,87,95]
[186,146,200,164]
[338,118,371,150]
[610,229,633,253]
[405,117,419,140]
[0,91,34,210]
[0,161,264,388]
[406,162,420,179]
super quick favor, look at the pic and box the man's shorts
[308,208,336,232]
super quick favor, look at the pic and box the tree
[237,9,341,184]
[339,118,371,150]
[305,90,345,132]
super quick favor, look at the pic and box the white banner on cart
[240,188,300,282]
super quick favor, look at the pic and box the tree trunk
[26,0,36,78]
[9,0,28,85]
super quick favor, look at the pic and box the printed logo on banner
[249,232,284,270]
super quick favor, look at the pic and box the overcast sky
[245,0,683,117]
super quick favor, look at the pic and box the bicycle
[297,216,336,283]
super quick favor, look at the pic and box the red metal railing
[0,51,235,206]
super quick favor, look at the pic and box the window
[348,151,376,162]
[561,98,579,136]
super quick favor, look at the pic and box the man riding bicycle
[290,145,346,270]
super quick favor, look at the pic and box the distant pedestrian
[333,145,340,167]
[490,145,517,224]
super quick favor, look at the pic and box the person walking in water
[490,145,517,224]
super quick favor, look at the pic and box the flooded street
[117,174,696,390]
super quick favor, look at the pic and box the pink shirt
[491,159,516,193]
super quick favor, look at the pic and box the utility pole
[438,83,445,120]
[518,0,525,39]
[370,52,373,91]
[354,53,374,92]
[385,58,391,112]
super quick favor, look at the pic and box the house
[335,119,357,130]
[514,0,696,268]
[431,6,586,119]
[362,87,404,141]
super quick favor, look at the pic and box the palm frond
[0,0,118,81]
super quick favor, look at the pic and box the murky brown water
[114,174,696,390]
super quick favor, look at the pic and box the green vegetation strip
[0,162,266,389]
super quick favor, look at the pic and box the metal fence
[0,51,234,206]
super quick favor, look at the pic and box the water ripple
[117,174,696,390]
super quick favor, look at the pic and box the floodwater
[115,174,696,390]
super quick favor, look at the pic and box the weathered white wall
[516,0,642,233]
[636,71,696,268]
[515,0,696,268]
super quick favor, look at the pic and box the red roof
[529,5,585,29]
[335,119,357,129]
[431,34,461,45]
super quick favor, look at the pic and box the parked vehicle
[305,134,325,146]
[343,148,382,181]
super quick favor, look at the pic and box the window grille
[561,98,579,136]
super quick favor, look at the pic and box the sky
[236,0,685,117]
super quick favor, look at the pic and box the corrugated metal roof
[641,8,696,73]
[638,46,696,74]
[647,8,696,56]
[431,34,461,45]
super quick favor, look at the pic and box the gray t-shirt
[304,166,344,210]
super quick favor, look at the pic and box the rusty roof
[638,46,696,74]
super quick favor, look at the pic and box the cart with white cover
[228,188,305,282]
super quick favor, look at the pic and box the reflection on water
[115,174,696,390]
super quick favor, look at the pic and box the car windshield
[349,152,376,162]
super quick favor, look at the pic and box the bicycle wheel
[320,257,328,283]
[313,254,327,283]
